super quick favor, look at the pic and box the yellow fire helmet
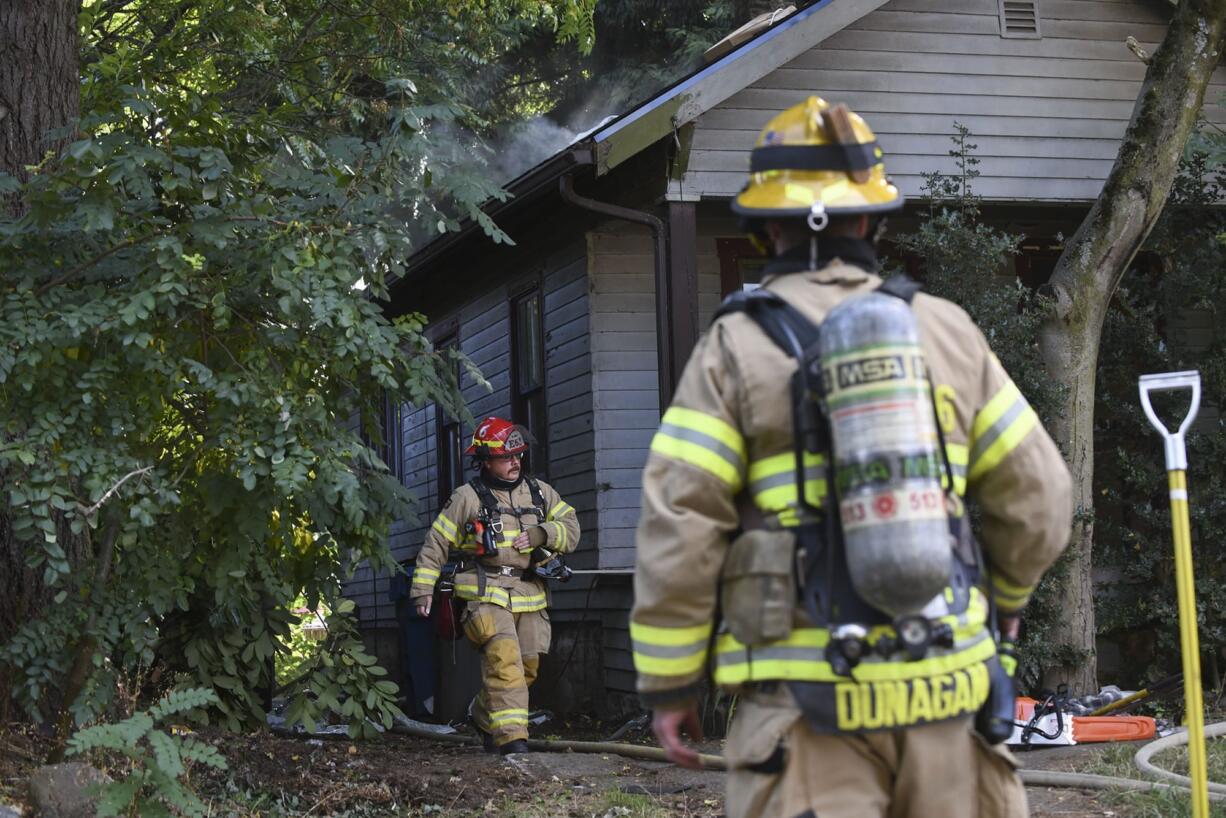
[732,96,902,229]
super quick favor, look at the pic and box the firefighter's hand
[414,596,432,618]
[652,704,704,770]
[513,532,533,552]
[1000,614,1021,641]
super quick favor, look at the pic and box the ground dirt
[0,721,1167,816]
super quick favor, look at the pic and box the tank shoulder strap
[467,477,499,516]
[711,288,820,360]
[524,476,546,509]
[876,273,922,303]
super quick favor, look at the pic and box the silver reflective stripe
[970,397,1028,464]
[657,422,745,470]
[631,639,708,659]
[750,467,823,495]
[715,645,822,667]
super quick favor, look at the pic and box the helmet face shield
[733,96,903,222]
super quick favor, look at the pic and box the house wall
[677,0,1226,203]
[345,237,597,698]
[587,219,725,569]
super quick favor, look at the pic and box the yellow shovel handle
[1169,469,1209,818]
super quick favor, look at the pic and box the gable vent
[999,0,1041,38]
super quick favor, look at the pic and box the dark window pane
[515,292,544,391]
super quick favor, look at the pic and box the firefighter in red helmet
[410,417,579,754]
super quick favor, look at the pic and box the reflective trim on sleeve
[412,566,440,585]
[969,383,1039,481]
[548,501,575,519]
[650,407,745,489]
[748,451,827,513]
[990,573,1035,612]
[631,621,713,677]
[550,520,568,552]
[432,514,459,544]
[944,443,969,497]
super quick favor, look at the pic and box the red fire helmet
[465,417,530,459]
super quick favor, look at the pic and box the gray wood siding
[588,222,724,568]
[677,0,1226,203]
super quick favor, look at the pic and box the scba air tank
[819,291,950,618]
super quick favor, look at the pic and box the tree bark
[1038,0,1226,692]
[0,0,80,717]
[0,0,79,189]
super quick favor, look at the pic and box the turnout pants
[462,602,551,746]
[725,689,1027,818]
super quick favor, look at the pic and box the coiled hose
[275,720,1226,801]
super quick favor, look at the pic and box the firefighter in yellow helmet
[630,97,1072,816]
[411,417,579,754]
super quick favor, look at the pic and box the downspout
[559,163,674,412]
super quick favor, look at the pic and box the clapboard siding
[587,220,724,569]
[681,0,1226,203]
[589,226,657,570]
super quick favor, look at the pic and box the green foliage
[280,599,402,740]
[67,687,227,818]
[887,125,1067,689]
[275,599,329,688]
[892,120,1226,693]
[1092,133,1226,689]
[0,0,592,731]
[488,0,746,127]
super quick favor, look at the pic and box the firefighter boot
[500,739,530,755]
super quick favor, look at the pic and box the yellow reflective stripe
[488,709,529,726]
[748,450,823,482]
[412,566,440,582]
[749,451,826,512]
[972,382,1022,442]
[551,520,567,552]
[509,593,547,612]
[991,574,1034,609]
[631,620,711,677]
[714,638,995,685]
[650,434,743,488]
[944,443,969,496]
[970,407,1038,482]
[548,501,574,519]
[436,513,457,534]
[452,584,547,611]
[651,407,746,489]
[634,652,708,676]
[630,621,713,646]
[663,407,746,459]
[432,518,457,543]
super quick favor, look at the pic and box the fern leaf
[149,687,219,720]
[179,738,227,770]
[147,730,184,778]
[67,723,132,754]
[95,777,142,818]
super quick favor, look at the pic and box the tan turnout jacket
[631,258,1072,707]
[411,477,579,613]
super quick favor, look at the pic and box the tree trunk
[0,0,79,190]
[1038,0,1226,693]
[0,0,79,717]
